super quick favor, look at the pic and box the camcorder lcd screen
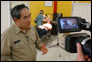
[57,17,81,33]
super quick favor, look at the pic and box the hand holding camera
[77,43,91,61]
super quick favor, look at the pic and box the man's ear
[14,18,18,23]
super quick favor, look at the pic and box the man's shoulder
[29,24,37,33]
[1,25,14,36]
[30,24,35,29]
[37,14,43,17]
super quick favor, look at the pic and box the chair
[40,31,52,44]
[33,19,52,44]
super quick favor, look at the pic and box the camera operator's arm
[76,43,91,61]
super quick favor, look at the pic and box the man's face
[15,8,31,30]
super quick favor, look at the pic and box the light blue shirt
[36,14,44,26]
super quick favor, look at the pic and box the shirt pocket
[13,40,24,49]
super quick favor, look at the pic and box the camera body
[65,33,91,58]
[57,17,91,58]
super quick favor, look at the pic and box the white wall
[71,2,91,36]
[72,2,91,23]
[1,1,30,34]
[1,1,11,34]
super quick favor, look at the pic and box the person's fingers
[41,47,48,55]
[76,43,85,61]
[42,43,46,47]
[42,53,45,55]
[85,55,89,59]
[76,43,83,55]
[42,49,45,55]
[44,48,48,53]
[85,55,91,61]
[88,58,91,61]
[42,50,46,55]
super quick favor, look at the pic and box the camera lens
[81,37,91,58]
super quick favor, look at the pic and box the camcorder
[57,17,91,58]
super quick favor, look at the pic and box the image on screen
[60,18,78,29]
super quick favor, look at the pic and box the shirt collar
[13,23,31,34]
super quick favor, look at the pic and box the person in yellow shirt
[1,4,48,61]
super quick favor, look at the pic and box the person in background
[37,19,52,38]
[36,10,50,26]
[76,43,91,61]
[63,19,71,29]
[1,4,48,61]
